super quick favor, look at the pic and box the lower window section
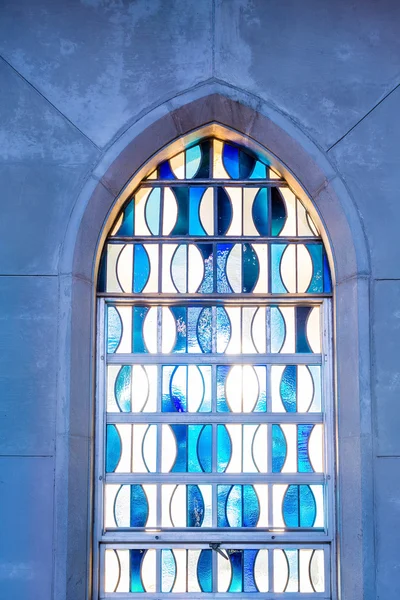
[102,545,329,596]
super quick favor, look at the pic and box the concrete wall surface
[0,1,399,599]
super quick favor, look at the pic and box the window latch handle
[209,543,229,560]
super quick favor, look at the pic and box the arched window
[95,136,334,599]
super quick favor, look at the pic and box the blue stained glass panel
[161,550,176,592]
[271,244,287,293]
[298,424,314,472]
[295,307,313,353]
[130,550,145,592]
[252,188,269,236]
[194,141,210,179]
[129,485,149,527]
[270,306,286,353]
[216,307,231,353]
[187,485,205,527]
[217,425,232,473]
[217,243,233,293]
[217,187,232,235]
[242,243,259,292]
[159,160,175,179]
[217,365,230,412]
[249,160,267,179]
[133,244,150,293]
[189,187,207,235]
[113,199,134,236]
[186,145,202,179]
[106,424,121,473]
[305,244,323,294]
[145,188,161,235]
[115,365,131,412]
[280,365,297,412]
[272,425,287,473]
[196,307,212,353]
[168,425,212,473]
[197,550,212,592]
[133,306,149,353]
[282,485,316,528]
[170,306,187,353]
[244,549,258,592]
[170,187,189,236]
[197,244,213,293]
[323,251,332,292]
[228,549,243,592]
[222,143,240,179]
[271,187,286,236]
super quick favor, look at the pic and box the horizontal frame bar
[101,530,331,543]
[105,473,325,484]
[101,295,330,303]
[139,179,288,187]
[107,236,322,244]
[106,413,324,424]
[106,353,322,365]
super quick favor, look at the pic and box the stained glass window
[95,138,334,599]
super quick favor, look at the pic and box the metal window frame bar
[138,179,288,187]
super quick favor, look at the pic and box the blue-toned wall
[0,1,399,599]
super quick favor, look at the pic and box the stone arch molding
[56,88,374,600]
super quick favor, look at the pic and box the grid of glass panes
[96,138,334,599]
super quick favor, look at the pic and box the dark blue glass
[252,188,269,235]
[306,244,323,294]
[189,187,207,235]
[159,160,175,179]
[280,365,297,412]
[295,306,313,353]
[106,424,121,473]
[197,549,212,592]
[133,306,149,353]
[271,187,287,236]
[242,243,259,292]
[272,424,287,472]
[97,248,107,292]
[194,141,210,179]
[114,199,134,236]
[196,307,212,353]
[170,187,189,235]
[217,425,232,472]
[222,143,240,179]
[130,549,145,592]
[217,243,233,293]
[187,485,205,527]
[170,365,186,412]
[239,148,256,179]
[115,365,131,412]
[228,550,243,592]
[133,244,150,293]
[323,250,332,292]
[170,425,188,472]
[298,424,313,472]
[130,485,149,527]
[170,306,186,353]
[197,244,213,293]
[217,485,231,527]
[244,550,258,592]
[107,306,122,353]
[217,187,232,235]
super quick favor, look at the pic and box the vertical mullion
[93,298,106,600]
[156,548,161,594]
[269,546,275,593]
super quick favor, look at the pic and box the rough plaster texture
[0,1,399,599]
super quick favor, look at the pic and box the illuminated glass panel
[96,137,334,598]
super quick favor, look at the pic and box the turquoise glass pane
[170,187,189,235]
[115,365,131,412]
[270,306,286,353]
[133,306,149,353]
[145,187,161,234]
[106,424,121,473]
[249,160,267,179]
[283,484,317,528]
[189,187,206,235]
[306,244,323,294]
[217,243,233,293]
[186,145,202,179]
[113,199,134,236]
[295,306,313,353]
[130,485,149,527]
[169,425,212,473]
[298,424,313,472]
[187,485,205,527]
[196,307,212,353]
[271,244,287,293]
[197,244,214,293]
[217,425,232,473]
[170,306,186,353]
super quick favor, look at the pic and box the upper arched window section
[95,136,334,599]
